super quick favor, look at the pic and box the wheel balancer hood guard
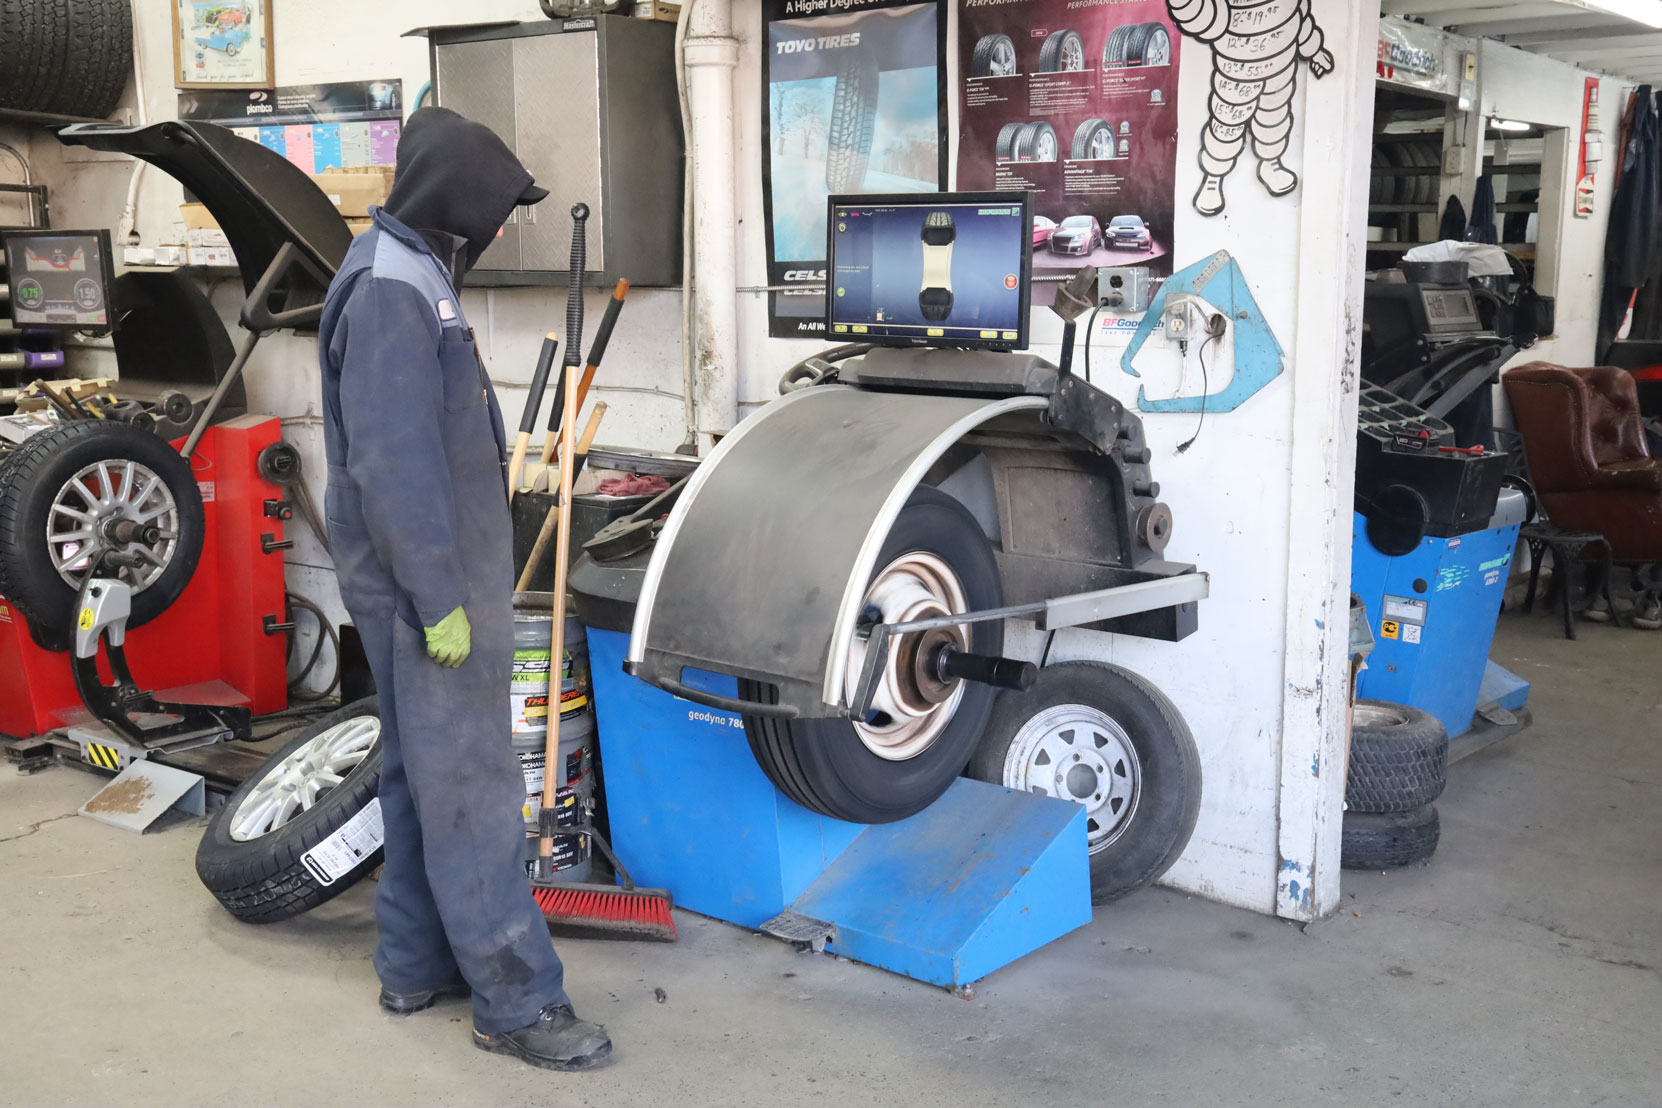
[628,386,1048,718]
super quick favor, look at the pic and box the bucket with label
[511,593,591,732]
[513,708,596,883]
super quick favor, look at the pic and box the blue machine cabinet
[1350,491,1528,737]
[584,627,1092,988]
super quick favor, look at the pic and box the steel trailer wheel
[196,698,385,923]
[1346,700,1448,813]
[742,487,1003,824]
[1072,118,1118,160]
[0,420,204,652]
[1038,29,1086,73]
[971,34,1018,78]
[968,662,1201,903]
[1341,805,1440,869]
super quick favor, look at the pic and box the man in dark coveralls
[318,107,611,1072]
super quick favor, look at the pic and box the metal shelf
[1370,204,1439,213]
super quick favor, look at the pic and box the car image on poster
[958,0,1181,310]
[763,0,947,338]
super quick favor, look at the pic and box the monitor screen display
[3,229,116,331]
[826,192,1031,350]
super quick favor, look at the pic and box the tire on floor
[1346,699,1448,813]
[967,661,1202,903]
[196,698,385,923]
[1341,804,1440,870]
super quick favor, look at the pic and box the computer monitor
[3,229,117,332]
[826,191,1032,351]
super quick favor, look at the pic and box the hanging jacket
[1438,194,1468,244]
[1466,175,1497,245]
[1607,85,1659,289]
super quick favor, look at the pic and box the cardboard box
[634,0,681,20]
[153,245,190,266]
[345,218,373,236]
[179,202,219,231]
[310,169,393,218]
[122,246,155,267]
[187,245,237,268]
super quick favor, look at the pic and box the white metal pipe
[684,0,740,449]
[116,0,149,246]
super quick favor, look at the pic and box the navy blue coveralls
[318,206,568,1033]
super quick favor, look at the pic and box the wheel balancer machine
[573,192,1208,987]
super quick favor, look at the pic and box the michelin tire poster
[763,0,947,338]
[958,0,1182,306]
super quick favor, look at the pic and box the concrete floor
[2,606,1657,1107]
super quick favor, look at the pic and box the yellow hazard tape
[84,743,121,769]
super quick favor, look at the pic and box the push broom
[528,205,675,940]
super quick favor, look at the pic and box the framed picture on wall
[172,0,274,89]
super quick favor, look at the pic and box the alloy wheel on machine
[46,459,181,594]
[229,716,381,841]
[1004,703,1142,849]
[843,551,970,762]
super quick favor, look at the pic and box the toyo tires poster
[958,0,1182,298]
[763,0,947,338]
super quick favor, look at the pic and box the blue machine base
[585,628,1092,988]
[1480,660,1531,712]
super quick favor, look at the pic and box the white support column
[685,0,741,450]
[1273,0,1377,922]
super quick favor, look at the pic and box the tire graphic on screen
[1014,121,1058,163]
[918,211,956,322]
[826,52,879,192]
[971,34,1018,78]
[1038,29,1086,73]
[1071,118,1119,160]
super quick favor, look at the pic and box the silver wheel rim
[1061,37,1084,70]
[229,717,380,841]
[1352,703,1408,729]
[1037,129,1056,161]
[47,459,180,593]
[1090,128,1114,159]
[844,551,969,762]
[1146,29,1170,66]
[1004,704,1141,850]
[992,39,1016,76]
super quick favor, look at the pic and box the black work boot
[473,1003,613,1071]
[379,976,472,1015]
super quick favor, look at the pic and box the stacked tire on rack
[0,0,133,120]
[1341,699,1448,869]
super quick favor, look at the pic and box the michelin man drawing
[1168,0,1334,216]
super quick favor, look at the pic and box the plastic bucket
[511,593,590,733]
[512,709,595,883]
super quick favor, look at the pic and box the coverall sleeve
[335,276,470,627]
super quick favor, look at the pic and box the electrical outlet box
[1163,298,1191,342]
[1097,266,1152,314]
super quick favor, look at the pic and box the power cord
[1176,314,1227,454]
[285,592,341,702]
[1083,305,1103,384]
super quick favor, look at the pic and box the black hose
[285,592,341,702]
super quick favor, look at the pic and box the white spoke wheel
[742,487,1004,825]
[197,698,386,924]
[0,420,204,653]
[967,662,1201,904]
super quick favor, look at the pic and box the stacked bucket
[511,594,596,883]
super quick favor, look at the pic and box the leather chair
[1503,363,1662,562]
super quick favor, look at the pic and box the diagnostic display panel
[3,229,116,331]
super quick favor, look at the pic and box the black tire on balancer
[742,487,1003,825]
[1346,699,1448,813]
[196,698,385,924]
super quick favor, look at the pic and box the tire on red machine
[741,486,1004,825]
[0,420,205,652]
[967,661,1202,903]
[196,698,385,923]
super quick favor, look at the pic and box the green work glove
[424,606,472,668]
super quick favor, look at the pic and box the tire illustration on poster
[1167,0,1334,216]
[763,0,947,338]
[958,0,1182,302]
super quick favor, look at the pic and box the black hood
[382,107,547,275]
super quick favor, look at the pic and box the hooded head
[382,107,549,275]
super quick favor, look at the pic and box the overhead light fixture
[1491,118,1532,132]
[1562,0,1662,29]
